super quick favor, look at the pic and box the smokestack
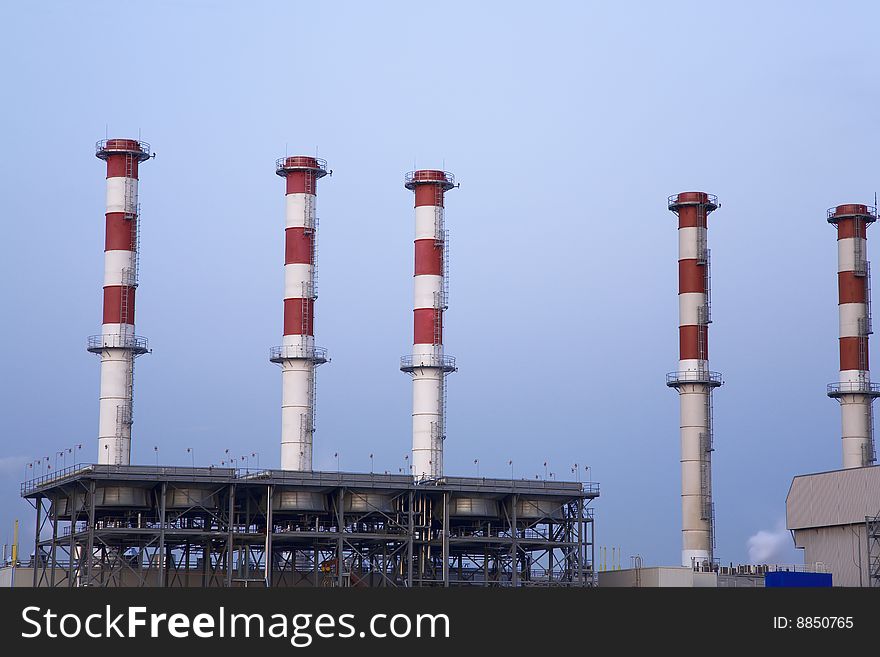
[401,170,457,480]
[827,203,878,468]
[88,139,153,465]
[666,192,722,566]
[271,156,330,471]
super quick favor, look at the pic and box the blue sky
[1,0,878,567]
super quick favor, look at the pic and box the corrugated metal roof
[786,465,880,529]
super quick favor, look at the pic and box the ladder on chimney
[115,269,135,466]
[852,250,876,466]
[303,193,316,233]
[693,196,711,365]
[696,211,708,264]
[864,404,877,466]
[301,366,316,438]
[119,149,139,338]
[310,216,319,299]
[297,181,319,443]
[108,153,139,465]
[433,220,449,349]
[299,277,315,344]
[866,261,873,335]
[114,398,132,465]
[700,388,716,554]
[119,269,133,327]
[857,262,872,373]
[440,229,449,308]
[430,375,447,478]
[696,249,712,372]
[300,191,318,344]
[433,243,448,347]
[433,182,444,215]
[299,190,318,439]
[853,218,867,276]
[120,150,139,329]
[433,252,447,348]
[123,151,140,280]
[701,248,712,323]
[430,183,448,344]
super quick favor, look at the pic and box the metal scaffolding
[868,513,880,588]
[21,466,597,588]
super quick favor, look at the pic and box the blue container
[764,571,832,587]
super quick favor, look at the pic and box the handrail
[275,157,328,173]
[87,334,149,352]
[666,370,723,385]
[693,561,828,574]
[400,354,457,371]
[21,464,242,495]
[269,345,328,362]
[667,193,719,209]
[827,381,880,394]
[21,463,94,495]
[826,205,878,221]
[95,139,151,160]
[21,464,599,496]
[404,170,456,188]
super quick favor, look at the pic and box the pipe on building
[826,204,879,468]
[271,156,330,471]
[401,170,457,480]
[666,192,722,567]
[88,139,153,466]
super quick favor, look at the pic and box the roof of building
[786,465,880,530]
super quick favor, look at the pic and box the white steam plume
[746,519,793,564]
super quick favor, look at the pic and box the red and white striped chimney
[666,192,722,566]
[827,203,878,468]
[271,156,330,471]
[88,139,153,466]
[401,170,457,480]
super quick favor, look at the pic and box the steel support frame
[23,470,596,588]
[868,514,880,588]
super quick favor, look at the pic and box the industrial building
[597,563,831,588]
[0,139,597,588]
[786,466,880,587]
[600,564,782,588]
[14,467,595,588]
[3,136,878,589]
[598,196,878,587]
[783,204,880,587]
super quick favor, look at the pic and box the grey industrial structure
[786,465,880,587]
[8,135,878,590]
[778,204,880,587]
[12,465,596,588]
[598,564,776,588]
